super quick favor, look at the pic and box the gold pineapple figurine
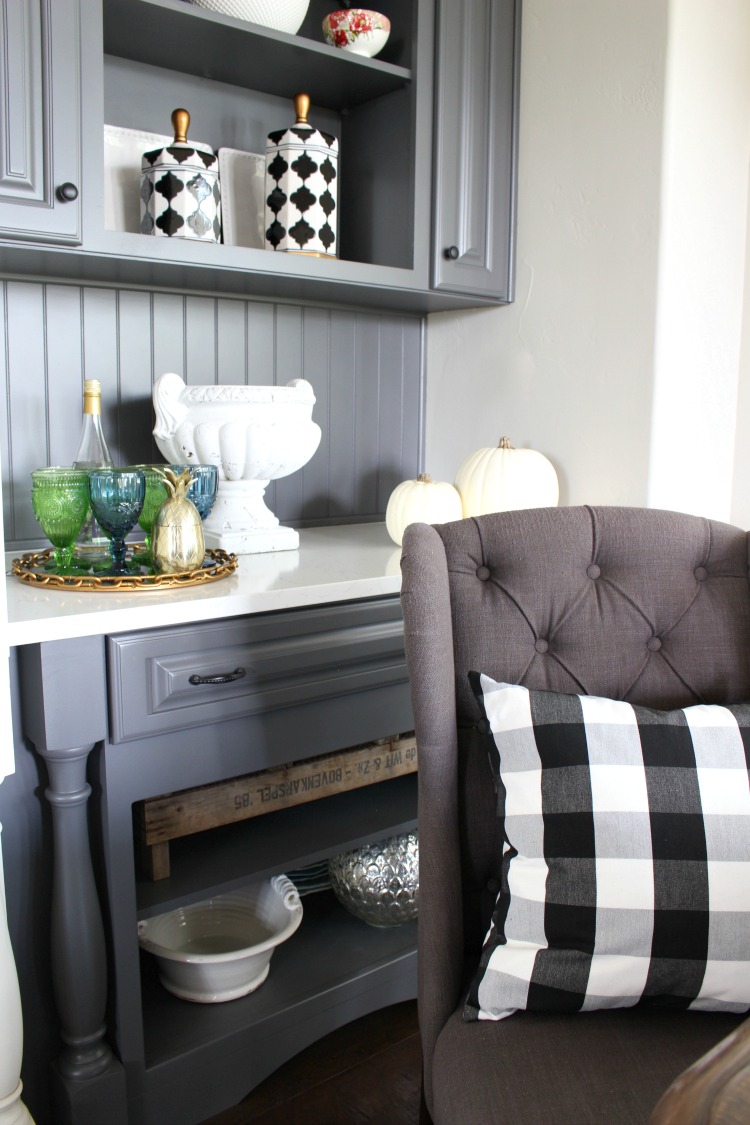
[151,468,205,574]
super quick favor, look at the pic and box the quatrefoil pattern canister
[264,124,338,257]
[140,144,222,242]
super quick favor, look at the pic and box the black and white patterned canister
[265,93,338,257]
[140,109,221,243]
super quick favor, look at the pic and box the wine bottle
[73,379,113,562]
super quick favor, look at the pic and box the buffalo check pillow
[465,674,750,1021]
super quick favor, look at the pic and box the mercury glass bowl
[328,832,419,927]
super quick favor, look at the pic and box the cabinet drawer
[107,597,408,743]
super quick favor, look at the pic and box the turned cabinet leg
[19,637,127,1123]
[40,744,113,1081]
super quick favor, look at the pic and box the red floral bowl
[322,9,391,57]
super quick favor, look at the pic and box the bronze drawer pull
[189,667,246,686]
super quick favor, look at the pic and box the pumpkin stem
[499,437,514,449]
[416,472,433,483]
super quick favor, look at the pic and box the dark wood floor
[201,1000,422,1125]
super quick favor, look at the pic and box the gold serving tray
[11,547,238,591]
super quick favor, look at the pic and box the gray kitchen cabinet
[19,595,416,1125]
[86,0,438,312]
[0,0,82,244]
[431,0,521,300]
[0,0,520,313]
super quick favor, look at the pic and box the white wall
[648,0,750,520]
[731,175,750,530]
[426,0,750,522]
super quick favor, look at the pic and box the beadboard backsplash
[0,281,424,551]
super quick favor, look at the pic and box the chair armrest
[401,523,465,1116]
[649,1017,750,1124]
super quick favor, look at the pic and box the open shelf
[102,0,412,109]
[140,890,417,1067]
[136,891,417,1122]
[81,0,443,311]
[0,236,496,313]
[135,773,418,916]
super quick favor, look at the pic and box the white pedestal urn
[153,373,322,555]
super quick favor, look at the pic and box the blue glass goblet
[171,464,219,521]
[88,469,145,574]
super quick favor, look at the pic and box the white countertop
[5,523,404,647]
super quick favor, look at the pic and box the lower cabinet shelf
[137,891,417,1125]
[136,773,419,917]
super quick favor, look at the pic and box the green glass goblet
[129,466,169,566]
[31,467,91,573]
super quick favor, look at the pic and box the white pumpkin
[385,473,463,545]
[455,437,559,518]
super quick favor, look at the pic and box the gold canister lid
[171,108,190,146]
[294,93,311,126]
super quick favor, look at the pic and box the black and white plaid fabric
[465,675,750,1021]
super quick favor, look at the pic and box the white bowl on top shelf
[189,0,310,34]
[137,876,303,1003]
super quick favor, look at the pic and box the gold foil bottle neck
[294,92,311,126]
[171,108,190,145]
[82,379,102,415]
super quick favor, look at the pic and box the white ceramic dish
[218,148,266,249]
[137,876,303,1003]
[189,0,310,34]
[104,125,213,234]
[322,9,390,58]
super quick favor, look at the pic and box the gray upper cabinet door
[0,0,82,244]
[431,0,520,300]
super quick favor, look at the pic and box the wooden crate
[134,732,417,880]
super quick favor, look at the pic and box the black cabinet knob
[56,182,79,202]
[444,245,460,260]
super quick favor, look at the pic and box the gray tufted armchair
[400,506,750,1125]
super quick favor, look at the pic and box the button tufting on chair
[647,636,662,652]
[535,639,549,653]
[476,565,491,581]
[694,566,708,582]
[587,564,601,579]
